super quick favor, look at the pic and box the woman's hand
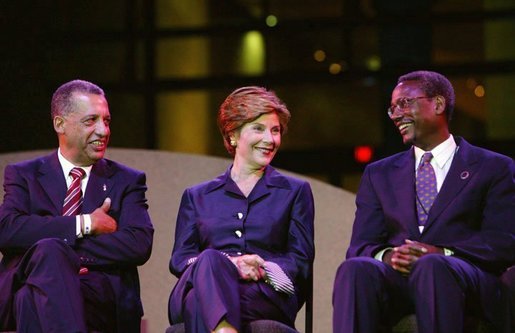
[230,254,266,281]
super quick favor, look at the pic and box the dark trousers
[0,238,115,333]
[499,267,515,333]
[168,249,289,333]
[332,255,503,333]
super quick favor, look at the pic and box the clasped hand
[385,239,443,274]
[230,254,266,281]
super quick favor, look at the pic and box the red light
[354,145,373,164]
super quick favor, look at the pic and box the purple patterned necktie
[416,152,437,225]
[62,167,86,216]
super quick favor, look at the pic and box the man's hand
[384,239,443,274]
[230,254,266,281]
[404,239,444,255]
[90,197,117,235]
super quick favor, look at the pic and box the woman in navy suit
[168,87,315,333]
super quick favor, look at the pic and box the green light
[366,55,381,71]
[266,15,278,27]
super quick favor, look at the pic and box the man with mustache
[0,79,154,332]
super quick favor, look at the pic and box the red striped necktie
[62,167,86,216]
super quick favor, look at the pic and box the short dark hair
[398,70,455,121]
[217,86,291,155]
[51,79,104,119]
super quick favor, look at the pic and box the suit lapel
[38,152,67,214]
[425,139,477,230]
[392,149,420,236]
[83,159,114,214]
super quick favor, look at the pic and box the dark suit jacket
[347,137,514,275]
[169,165,315,323]
[0,151,154,332]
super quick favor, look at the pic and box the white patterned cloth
[263,261,295,295]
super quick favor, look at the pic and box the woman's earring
[230,139,236,147]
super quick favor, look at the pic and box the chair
[166,321,297,333]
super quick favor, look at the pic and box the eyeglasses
[387,96,433,117]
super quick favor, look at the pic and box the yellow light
[329,63,342,74]
[239,31,265,75]
[313,50,326,62]
[474,85,485,97]
[266,15,278,27]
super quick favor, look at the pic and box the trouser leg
[497,267,515,333]
[14,238,86,333]
[332,257,409,333]
[14,285,43,333]
[80,271,117,333]
[169,249,241,332]
[410,254,500,333]
[239,281,291,326]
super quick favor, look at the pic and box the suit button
[235,230,242,238]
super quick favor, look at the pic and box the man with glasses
[333,70,514,333]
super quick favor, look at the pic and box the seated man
[333,70,514,333]
[0,79,154,332]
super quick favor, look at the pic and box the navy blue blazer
[0,151,154,332]
[347,137,514,274]
[169,165,315,318]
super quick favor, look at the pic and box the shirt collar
[414,134,457,170]
[57,148,93,178]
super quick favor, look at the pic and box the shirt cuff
[187,257,198,266]
[83,214,92,235]
[76,215,92,238]
[76,215,82,238]
[374,247,393,261]
[262,261,295,295]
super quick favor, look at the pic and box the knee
[333,257,386,305]
[411,254,448,273]
[335,257,382,283]
[196,249,232,268]
[409,254,453,286]
[28,238,78,267]
[30,238,71,258]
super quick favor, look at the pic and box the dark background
[1,0,514,191]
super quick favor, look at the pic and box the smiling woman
[167,86,314,333]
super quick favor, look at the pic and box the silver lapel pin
[460,171,470,180]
